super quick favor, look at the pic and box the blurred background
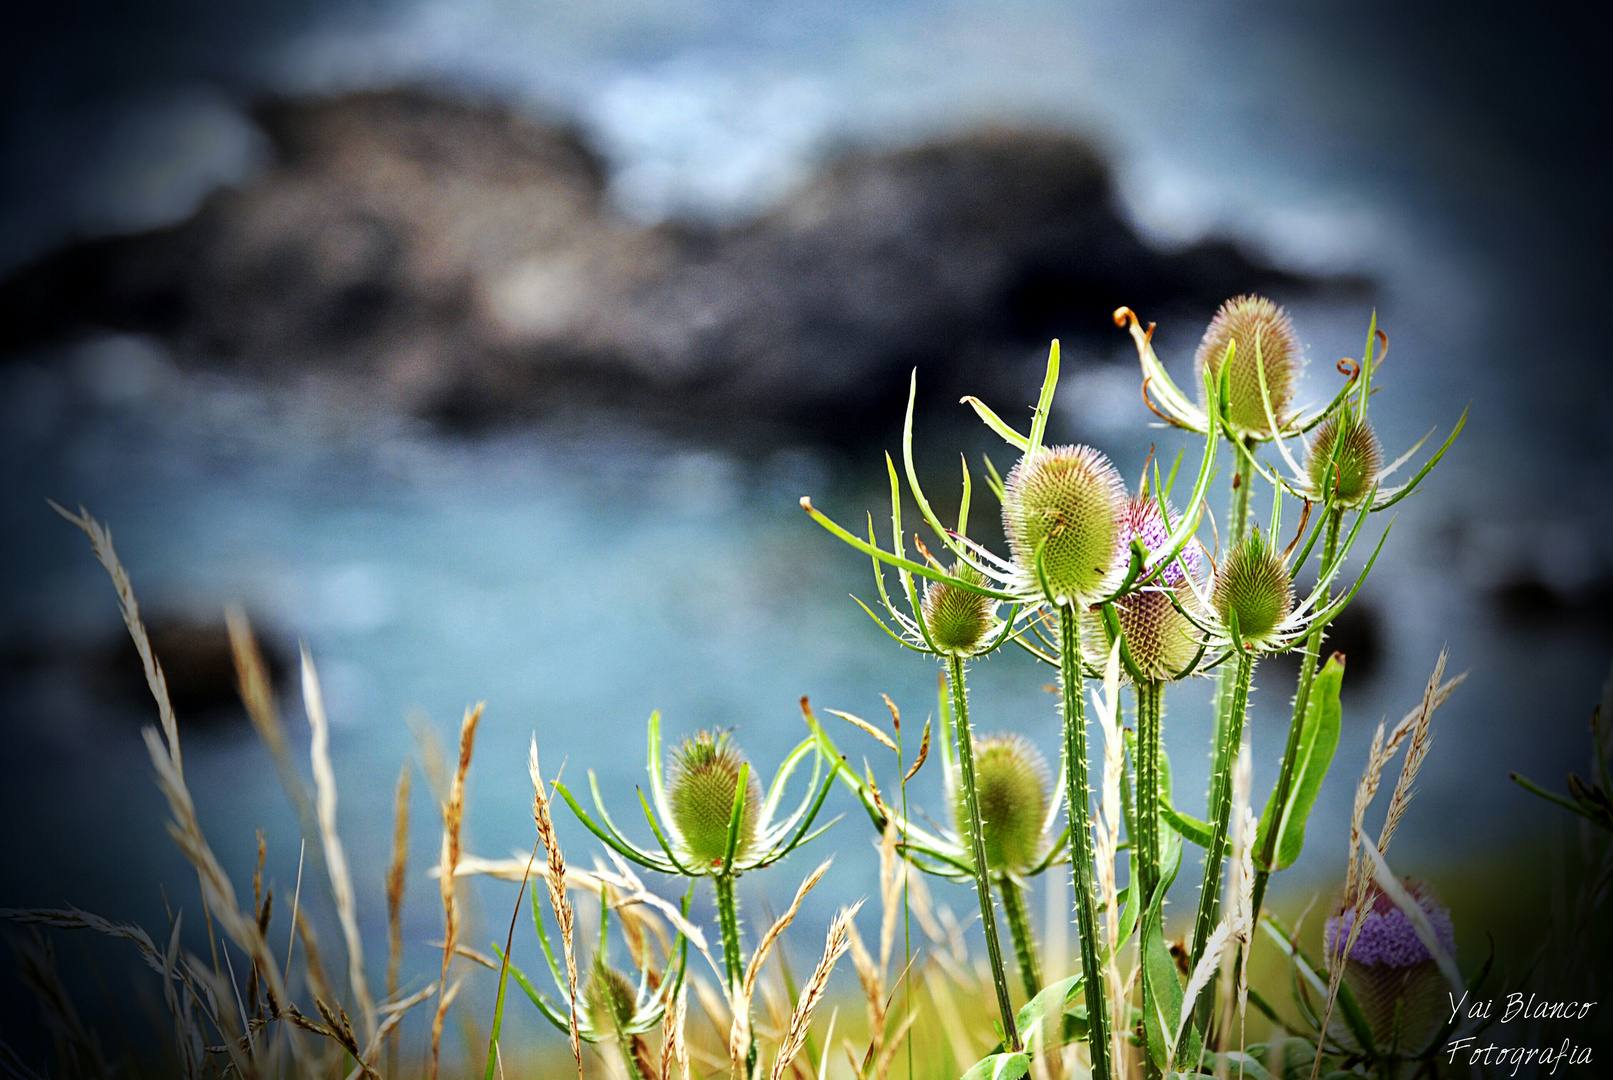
[2,0,1611,1066]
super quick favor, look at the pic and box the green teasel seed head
[669,729,762,866]
[1109,587,1206,682]
[1212,530,1293,645]
[585,959,638,1033]
[921,562,997,655]
[1001,444,1128,605]
[1194,295,1302,437]
[955,733,1049,874]
[1307,408,1383,506]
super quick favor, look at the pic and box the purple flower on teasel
[1324,877,1455,968]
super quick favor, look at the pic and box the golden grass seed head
[1211,530,1293,645]
[955,733,1049,874]
[584,959,638,1032]
[1307,409,1383,506]
[1194,295,1302,437]
[921,562,996,655]
[669,729,762,866]
[1323,879,1455,1054]
[1001,444,1128,604]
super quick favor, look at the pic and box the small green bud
[921,563,996,655]
[1194,295,1302,437]
[669,730,762,867]
[585,959,637,1032]
[1001,444,1127,604]
[1211,530,1293,645]
[956,733,1049,874]
[1307,409,1383,506]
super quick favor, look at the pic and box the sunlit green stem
[997,875,1043,1001]
[1135,679,1165,1080]
[714,873,754,1075]
[948,655,1022,1051]
[1134,680,1164,905]
[1185,645,1255,1047]
[1229,438,1255,545]
[1250,509,1343,919]
[1059,603,1111,1080]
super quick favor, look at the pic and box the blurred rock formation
[0,88,1338,438]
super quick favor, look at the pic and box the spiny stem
[1251,508,1342,919]
[1134,680,1164,905]
[714,873,754,1074]
[1135,678,1166,1080]
[1229,437,1256,546]
[997,875,1043,1001]
[1185,644,1256,1049]
[948,654,1022,1051]
[1059,603,1111,1080]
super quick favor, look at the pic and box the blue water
[3,0,1609,1058]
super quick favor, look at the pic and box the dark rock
[84,615,291,726]
[0,87,1356,440]
[1264,598,1384,691]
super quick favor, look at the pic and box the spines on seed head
[1001,444,1128,605]
[921,562,997,656]
[1195,295,1302,437]
[956,733,1049,874]
[669,729,761,866]
[1211,529,1293,646]
[1307,408,1383,506]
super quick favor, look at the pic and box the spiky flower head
[1211,529,1293,646]
[1106,495,1207,680]
[585,958,638,1033]
[1002,444,1128,605]
[1324,879,1455,1054]
[1307,408,1384,506]
[669,730,762,867]
[921,562,997,656]
[1194,295,1302,437]
[955,733,1049,874]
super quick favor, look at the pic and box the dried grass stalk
[386,761,411,1073]
[730,860,832,1077]
[1311,653,1462,1080]
[771,901,863,1080]
[54,506,290,1016]
[1090,646,1130,1079]
[530,736,582,1076]
[301,649,377,1042]
[828,709,899,752]
[429,703,482,1080]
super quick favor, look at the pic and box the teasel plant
[550,715,835,1077]
[809,689,1069,1003]
[799,343,1221,1078]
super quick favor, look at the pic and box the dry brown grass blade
[828,709,899,753]
[430,703,482,1080]
[661,983,688,1080]
[530,736,582,1077]
[386,760,411,1076]
[729,860,832,1078]
[55,506,292,1027]
[1310,652,1463,1080]
[771,901,863,1080]
[302,648,377,1042]
[902,718,931,785]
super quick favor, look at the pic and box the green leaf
[1015,975,1084,1045]
[962,1051,1031,1080]
[1161,799,1214,850]
[1140,882,1184,1071]
[1256,655,1344,871]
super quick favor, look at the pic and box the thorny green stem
[948,654,1022,1051]
[1059,603,1112,1080]
[714,873,755,1075]
[1185,644,1256,1051]
[1135,678,1166,1080]
[1250,509,1343,920]
[997,875,1043,1002]
[1134,680,1164,905]
[1229,438,1256,546]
